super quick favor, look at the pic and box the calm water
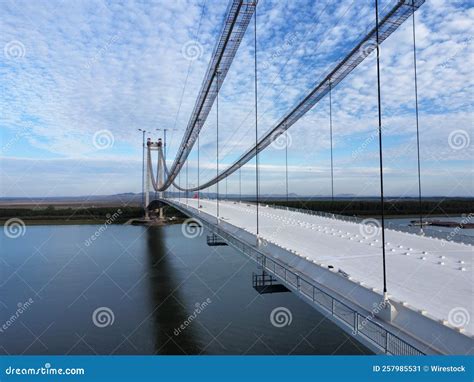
[0,224,370,355]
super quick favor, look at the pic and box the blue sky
[0,0,472,198]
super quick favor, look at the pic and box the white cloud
[0,0,472,197]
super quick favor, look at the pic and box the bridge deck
[171,198,473,337]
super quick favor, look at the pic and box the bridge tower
[145,138,152,220]
[157,139,164,220]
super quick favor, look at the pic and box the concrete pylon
[145,140,151,220]
[157,142,165,220]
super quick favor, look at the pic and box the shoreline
[1,214,471,228]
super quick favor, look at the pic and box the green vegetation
[256,198,474,217]
[0,205,143,224]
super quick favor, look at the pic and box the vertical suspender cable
[141,131,145,211]
[179,167,181,202]
[254,3,260,240]
[329,81,334,204]
[412,0,423,233]
[375,0,388,301]
[198,130,200,210]
[216,70,220,221]
[239,167,242,203]
[186,159,189,205]
[285,130,289,205]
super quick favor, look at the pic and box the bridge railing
[171,200,426,356]
[263,203,473,246]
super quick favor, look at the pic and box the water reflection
[145,226,199,354]
[1,224,370,355]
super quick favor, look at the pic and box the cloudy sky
[0,0,472,198]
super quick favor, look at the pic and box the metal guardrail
[167,200,426,356]
[264,203,474,246]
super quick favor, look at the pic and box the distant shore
[0,204,188,226]
[1,198,472,226]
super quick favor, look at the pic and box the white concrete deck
[172,198,473,337]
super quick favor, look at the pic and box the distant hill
[1,192,472,208]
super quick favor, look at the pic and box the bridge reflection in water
[0,224,370,355]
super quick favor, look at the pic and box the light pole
[138,129,147,213]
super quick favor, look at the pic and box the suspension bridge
[140,0,473,355]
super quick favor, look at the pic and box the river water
[0,224,371,355]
